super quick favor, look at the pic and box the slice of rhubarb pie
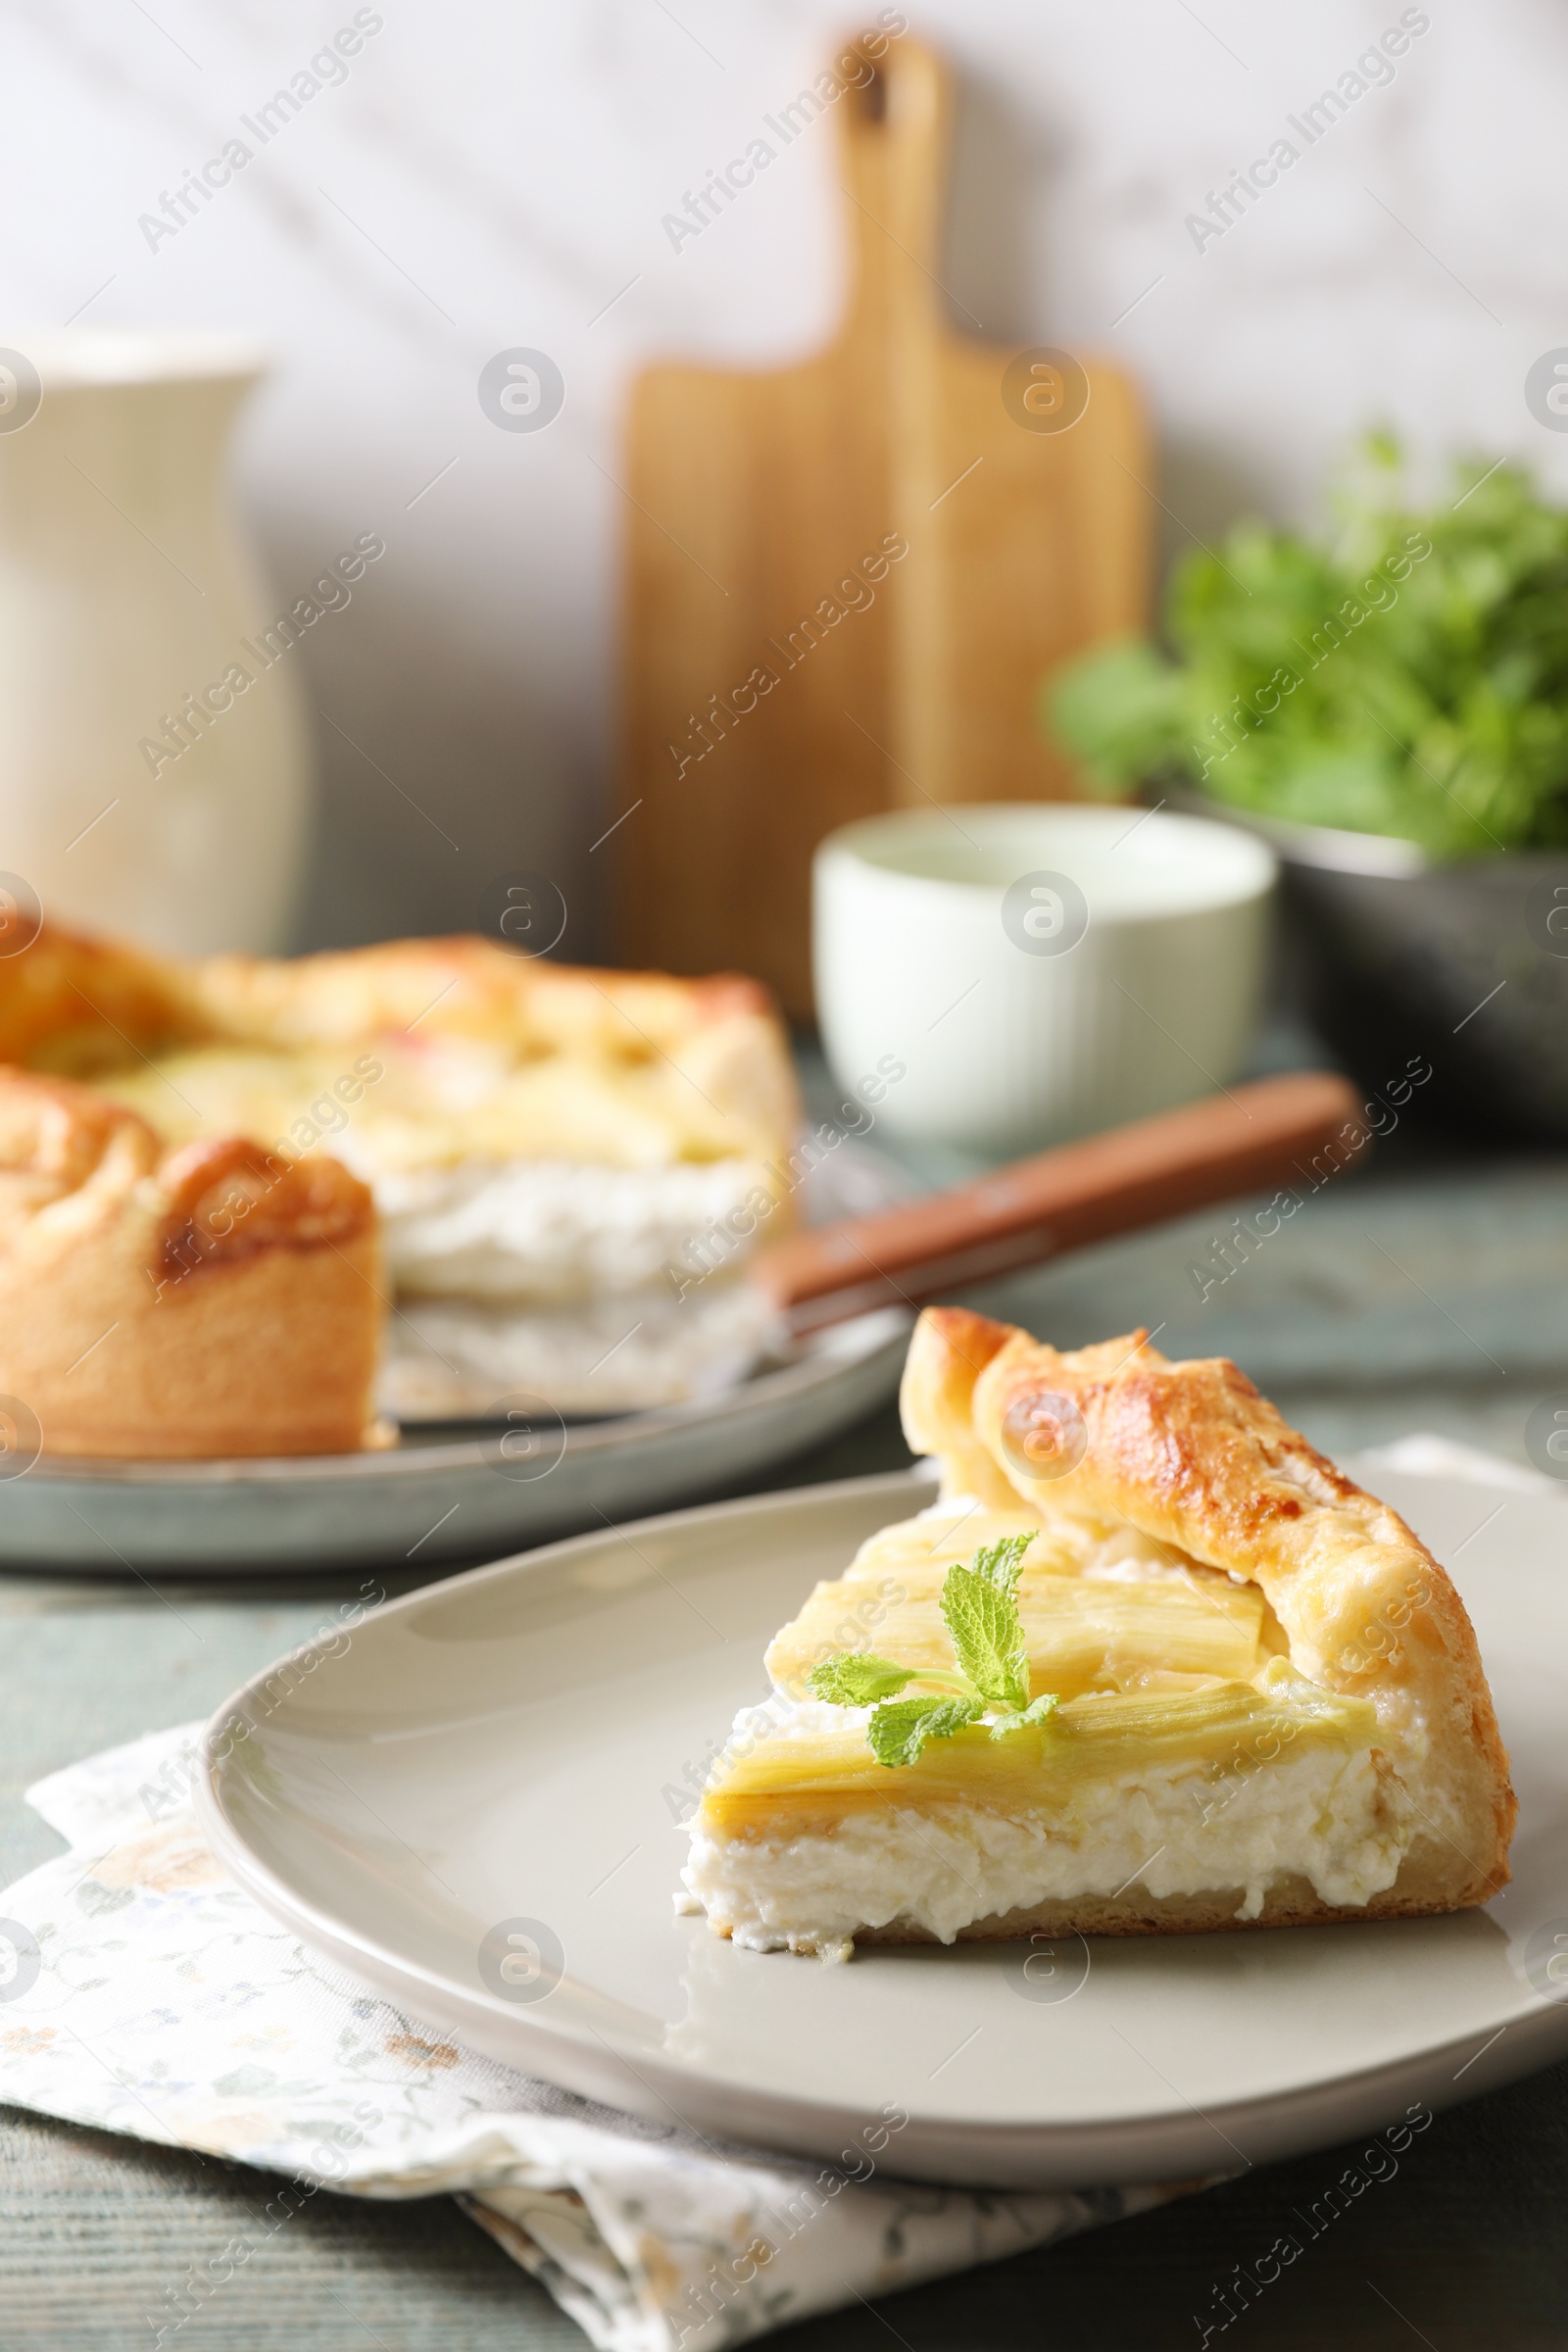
[683,1307,1515,1958]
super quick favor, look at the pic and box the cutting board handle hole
[858,66,887,124]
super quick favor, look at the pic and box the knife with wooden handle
[751,1071,1365,1333]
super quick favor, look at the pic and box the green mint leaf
[808,1653,915,1706]
[866,1694,982,1769]
[970,1533,1034,1595]
[941,1565,1031,1712]
[989,1692,1061,1740]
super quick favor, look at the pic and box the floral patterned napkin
[0,1721,1193,2350]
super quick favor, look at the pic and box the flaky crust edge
[0,922,800,1164]
[0,1070,387,1456]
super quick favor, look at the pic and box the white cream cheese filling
[336,1152,771,1303]
[378,1274,781,1418]
[683,1697,1408,1960]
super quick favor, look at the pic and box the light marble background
[5,0,1566,954]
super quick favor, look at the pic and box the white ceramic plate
[197,1457,1568,2185]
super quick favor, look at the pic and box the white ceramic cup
[812,804,1277,1152]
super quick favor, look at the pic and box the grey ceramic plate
[0,1308,910,1575]
[197,1457,1568,2186]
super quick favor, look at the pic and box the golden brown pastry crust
[880,1306,1513,1936]
[0,923,194,1073]
[5,922,799,1164]
[899,1305,1023,1509]
[0,1072,386,1457]
[187,935,776,1054]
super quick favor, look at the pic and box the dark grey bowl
[1176,797,1568,1139]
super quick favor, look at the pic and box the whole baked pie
[0,922,798,1452]
[682,1307,1515,1955]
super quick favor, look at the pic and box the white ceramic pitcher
[0,331,311,955]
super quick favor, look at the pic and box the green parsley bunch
[1046,437,1568,859]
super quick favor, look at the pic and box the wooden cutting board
[612,35,1152,1017]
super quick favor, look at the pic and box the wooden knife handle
[751,1071,1365,1328]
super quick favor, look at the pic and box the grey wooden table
[4,1124,1568,2348]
